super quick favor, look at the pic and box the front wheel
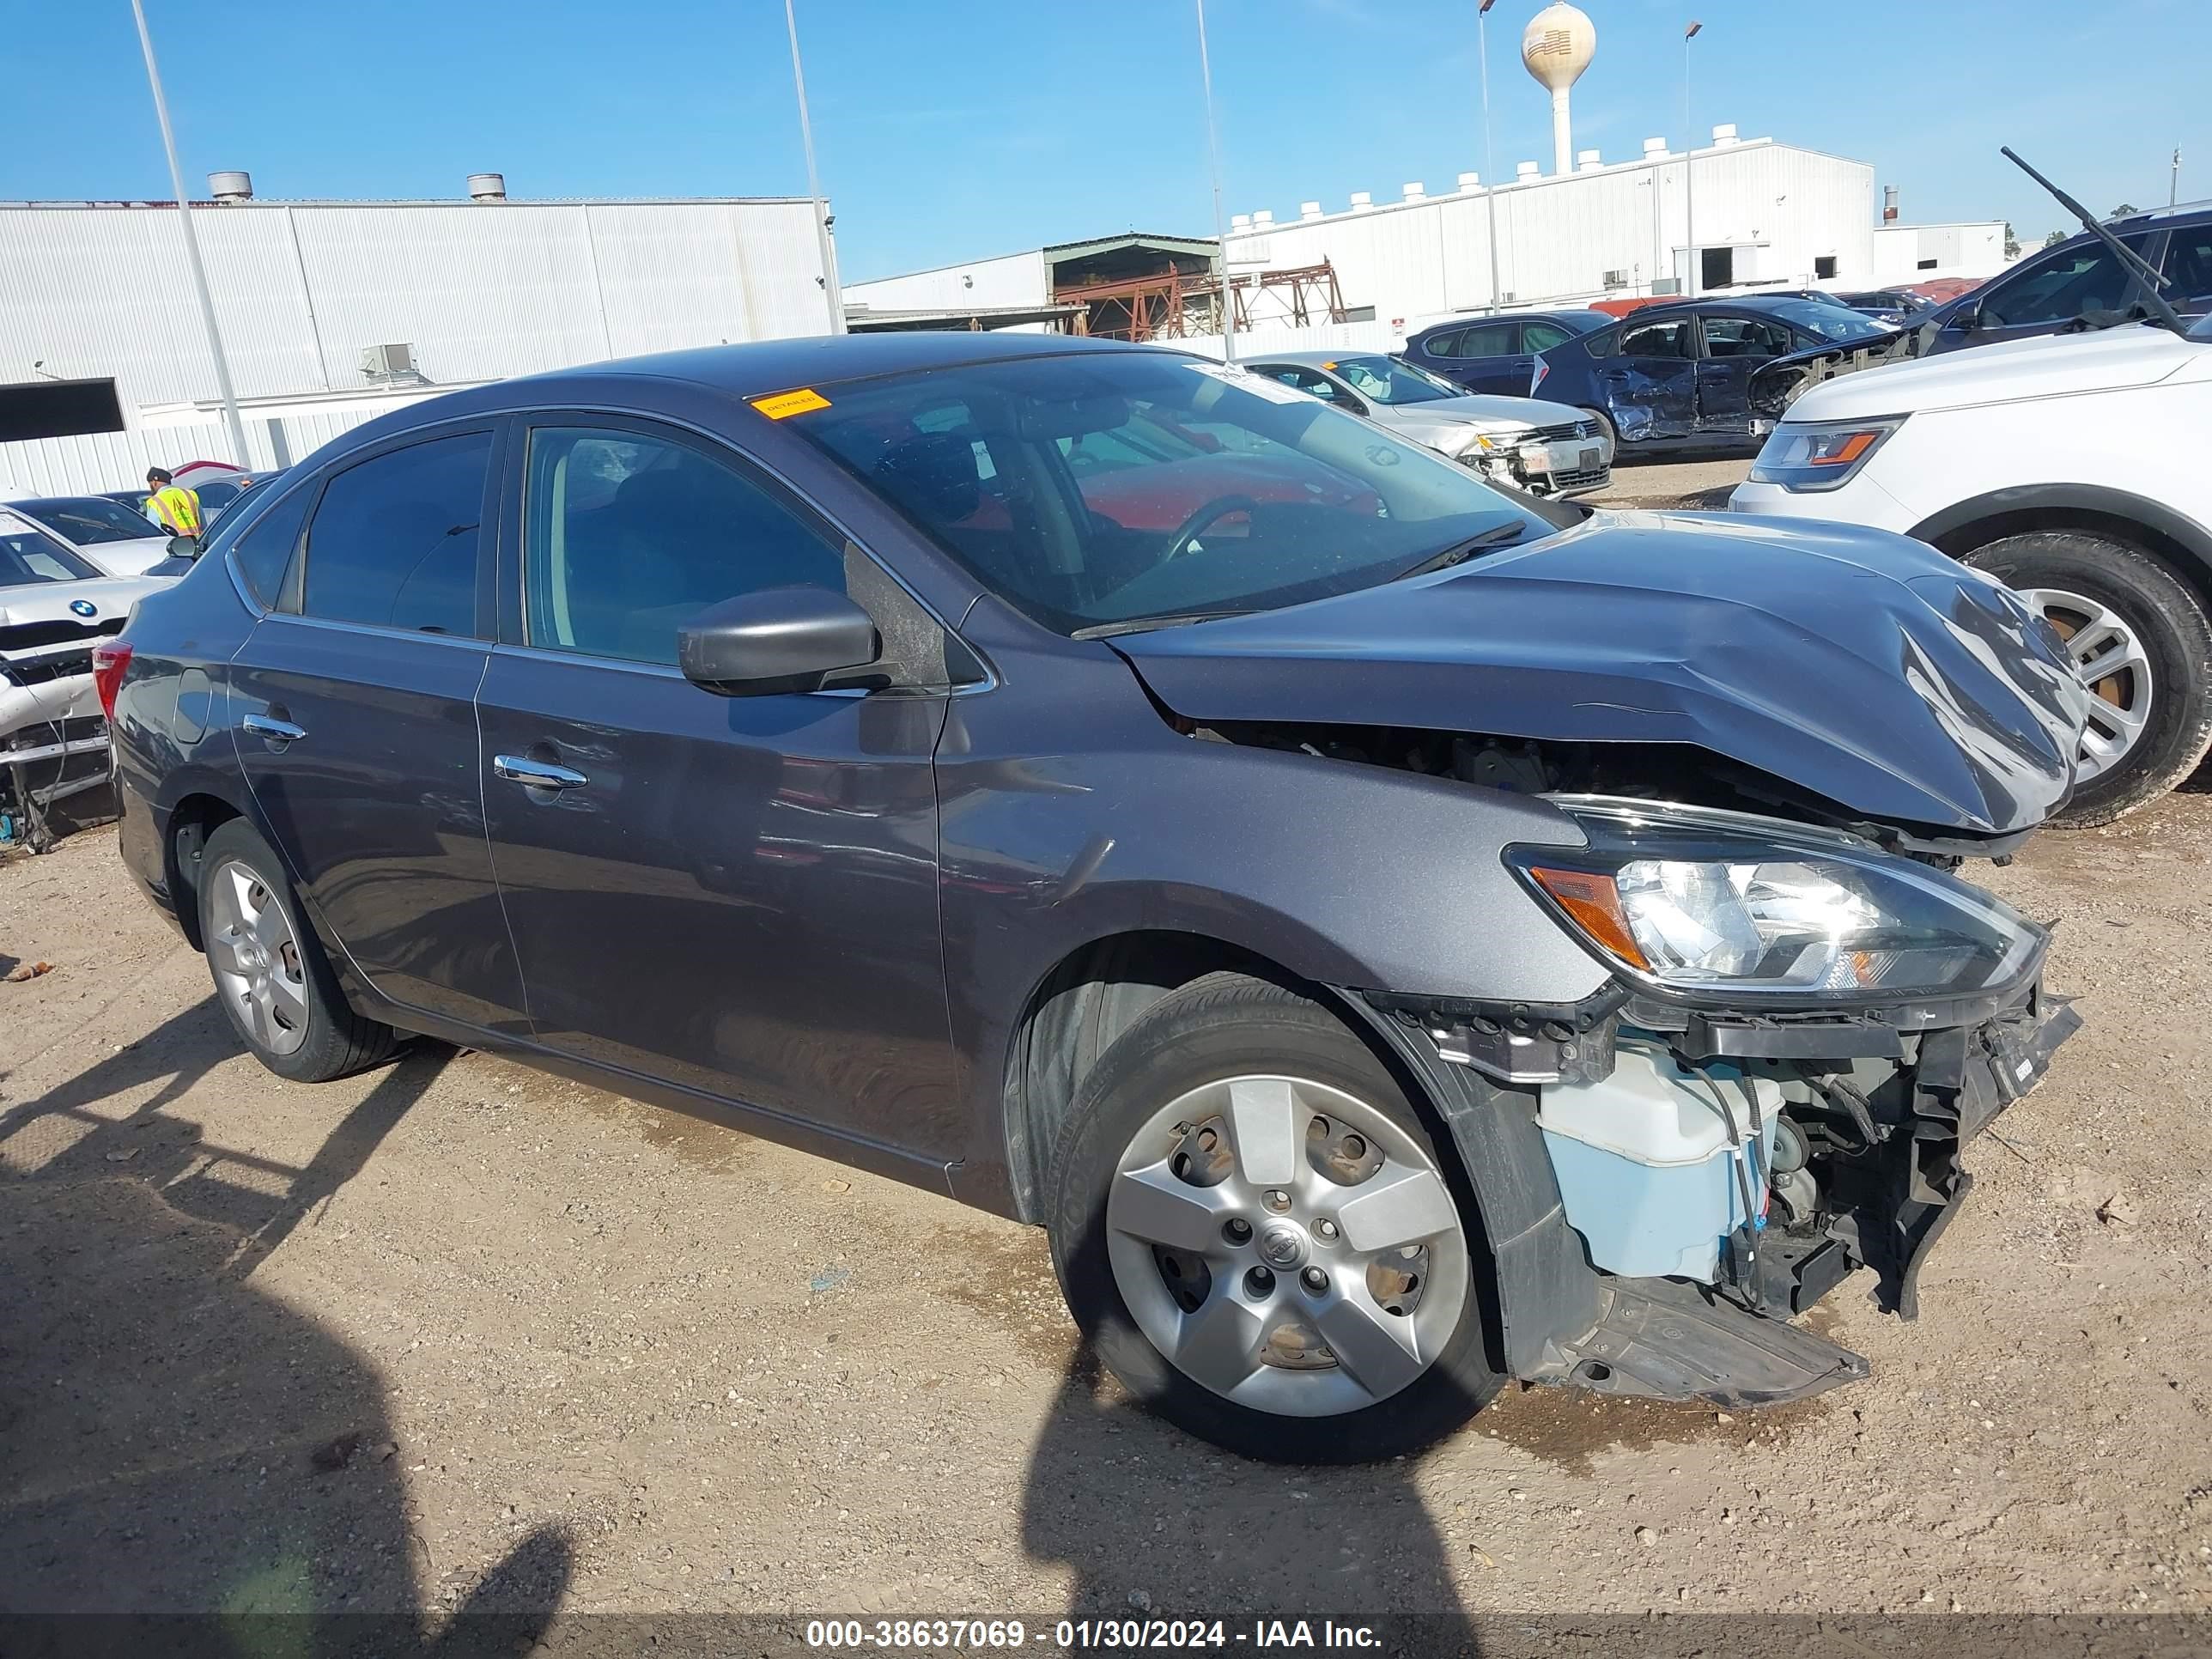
[1045,974,1500,1462]
[1965,532,2212,826]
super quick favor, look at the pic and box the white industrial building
[0,173,832,495]
[1224,125,1879,329]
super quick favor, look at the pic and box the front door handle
[494,754,588,792]
[242,713,307,744]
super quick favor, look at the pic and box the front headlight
[1747,415,1905,493]
[1508,799,2039,1001]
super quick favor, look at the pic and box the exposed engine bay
[1215,717,2082,1405]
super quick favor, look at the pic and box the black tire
[195,818,398,1082]
[1964,532,2212,827]
[1044,972,1503,1463]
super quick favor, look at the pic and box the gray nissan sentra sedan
[100,332,2090,1462]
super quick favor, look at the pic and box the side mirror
[1949,303,1981,332]
[167,535,199,559]
[677,586,880,698]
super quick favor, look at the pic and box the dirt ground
[1589,455,1753,512]
[3,781,2209,1641]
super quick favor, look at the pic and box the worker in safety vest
[145,468,204,541]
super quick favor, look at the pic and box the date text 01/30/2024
[804,1619,1382,1650]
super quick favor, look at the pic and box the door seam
[473,650,538,1032]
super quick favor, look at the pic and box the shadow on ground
[0,1007,572,1652]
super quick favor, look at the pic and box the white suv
[1730,316,2212,824]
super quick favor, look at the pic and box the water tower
[1522,2,1597,177]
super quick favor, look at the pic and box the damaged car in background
[1243,350,1613,497]
[107,332,2087,1462]
[1,507,163,850]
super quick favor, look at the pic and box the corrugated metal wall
[0,408,380,497]
[0,197,827,494]
[1227,141,1876,325]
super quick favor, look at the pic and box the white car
[1730,315,2212,824]
[2,507,167,848]
[1244,350,1614,497]
[8,495,181,578]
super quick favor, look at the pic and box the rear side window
[229,484,314,605]
[523,426,843,666]
[298,432,491,635]
[1619,318,1694,358]
[1700,315,1793,358]
[1437,322,1516,359]
[1520,320,1573,353]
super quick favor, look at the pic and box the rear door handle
[494,754,588,791]
[242,713,307,744]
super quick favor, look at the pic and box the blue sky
[8,1,2207,280]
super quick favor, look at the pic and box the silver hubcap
[2017,586,2154,784]
[1106,1075,1468,1418]
[206,859,311,1056]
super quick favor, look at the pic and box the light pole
[128,0,249,467]
[2173,146,2184,209]
[1480,0,1503,313]
[1195,0,1237,360]
[784,0,846,335]
[1682,19,1702,297]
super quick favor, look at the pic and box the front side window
[15,497,162,547]
[297,431,490,636]
[0,526,99,586]
[2160,223,2212,301]
[789,352,1542,636]
[1982,238,2148,327]
[524,426,844,666]
[1329,356,1453,405]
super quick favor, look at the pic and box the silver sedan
[1245,350,1613,497]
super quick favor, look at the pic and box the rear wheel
[196,819,398,1082]
[1044,973,1500,1462]
[1964,532,2212,826]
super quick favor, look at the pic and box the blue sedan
[1399,310,1610,397]
[1524,297,1891,457]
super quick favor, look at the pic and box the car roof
[540,330,1164,400]
[9,495,136,512]
[1246,349,1380,369]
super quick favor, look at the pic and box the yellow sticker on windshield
[751,387,831,419]
[1322,361,1338,369]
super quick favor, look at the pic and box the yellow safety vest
[151,484,203,536]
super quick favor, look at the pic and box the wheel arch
[161,786,250,952]
[1911,483,2212,605]
[995,927,1601,1381]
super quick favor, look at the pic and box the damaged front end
[1370,794,2081,1409]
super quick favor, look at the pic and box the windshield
[1767,300,1890,343]
[0,525,100,586]
[1328,356,1455,404]
[15,495,161,546]
[790,351,1542,635]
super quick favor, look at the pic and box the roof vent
[1402,182,1426,202]
[208,171,252,202]
[1577,149,1602,173]
[1253,209,1276,226]
[467,173,507,202]
[1516,161,1541,181]
[1300,200,1324,220]
[1231,213,1253,232]
[360,343,419,382]
[1457,172,1482,191]
[1349,191,1373,211]
[1711,124,1739,147]
[1643,137,1669,157]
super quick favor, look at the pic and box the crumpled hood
[1384,393,1591,430]
[1112,510,2092,835]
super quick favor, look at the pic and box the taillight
[90,639,132,721]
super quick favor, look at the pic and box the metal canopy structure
[844,301,1087,332]
[1057,260,1349,342]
